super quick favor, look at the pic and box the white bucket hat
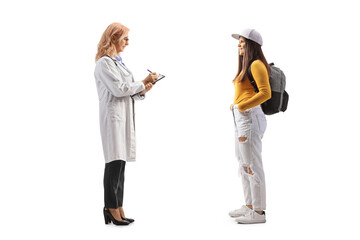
[232,29,263,46]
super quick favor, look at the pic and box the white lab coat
[94,56,145,163]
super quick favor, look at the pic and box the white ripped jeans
[232,104,267,211]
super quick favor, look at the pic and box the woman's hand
[140,82,153,95]
[142,73,158,85]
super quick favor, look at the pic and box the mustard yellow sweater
[233,60,271,111]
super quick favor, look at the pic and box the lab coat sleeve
[97,58,145,98]
[131,93,146,101]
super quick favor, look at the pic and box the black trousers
[103,160,126,209]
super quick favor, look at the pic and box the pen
[147,69,152,73]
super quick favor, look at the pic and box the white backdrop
[1,0,359,239]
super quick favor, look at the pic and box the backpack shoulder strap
[247,61,259,93]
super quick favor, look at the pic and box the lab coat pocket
[108,102,124,122]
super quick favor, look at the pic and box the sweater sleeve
[237,60,271,111]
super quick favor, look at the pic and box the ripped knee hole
[243,166,254,175]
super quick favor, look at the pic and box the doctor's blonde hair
[95,22,129,61]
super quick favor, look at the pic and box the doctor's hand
[143,73,158,85]
[140,83,153,95]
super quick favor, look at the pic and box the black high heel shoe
[121,216,135,223]
[103,208,130,225]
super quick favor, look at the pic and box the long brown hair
[95,22,129,62]
[233,38,270,82]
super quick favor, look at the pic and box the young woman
[94,22,157,225]
[228,29,271,224]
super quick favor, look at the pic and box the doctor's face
[115,34,129,54]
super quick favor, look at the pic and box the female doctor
[94,22,157,226]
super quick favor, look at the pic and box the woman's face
[238,36,246,56]
[115,34,129,54]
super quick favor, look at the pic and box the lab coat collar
[115,55,126,66]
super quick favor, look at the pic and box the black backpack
[247,62,289,115]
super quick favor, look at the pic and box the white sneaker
[235,210,266,224]
[229,205,253,217]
